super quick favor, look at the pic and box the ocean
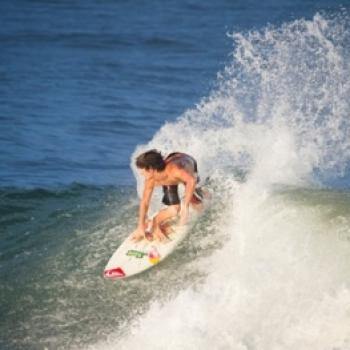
[1,0,350,349]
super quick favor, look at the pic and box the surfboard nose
[103,267,126,279]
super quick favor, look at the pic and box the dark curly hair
[135,149,166,171]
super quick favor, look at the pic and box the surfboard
[103,200,207,279]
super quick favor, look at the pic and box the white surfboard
[103,202,207,279]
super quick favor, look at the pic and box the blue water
[1,1,350,349]
[1,0,346,188]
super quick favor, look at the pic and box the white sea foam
[93,13,350,350]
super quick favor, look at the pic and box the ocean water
[1,1,350,349]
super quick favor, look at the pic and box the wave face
[103,12,350,350]
[0,185,139,350]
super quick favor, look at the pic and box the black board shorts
[162,183,203,206]
[162,185,180,206]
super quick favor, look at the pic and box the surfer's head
[136,149,166,172]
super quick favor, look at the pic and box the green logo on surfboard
[126,250,147,258]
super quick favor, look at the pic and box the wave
[3,10,350,350]
[90,186,350,350]
[0,183,138,350]
[131,12,350,191]
[106,12,350,350]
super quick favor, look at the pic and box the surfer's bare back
[132,150,203,241]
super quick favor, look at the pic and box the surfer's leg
[189,187,205,211]
[153,204,180,241]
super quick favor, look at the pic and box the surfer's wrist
[181,199,189,208]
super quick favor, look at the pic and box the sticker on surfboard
[148,246,160,265]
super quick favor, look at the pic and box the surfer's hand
[179,205,188,225]
[131,227,145,241]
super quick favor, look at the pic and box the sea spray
[110,12,350,350]
[97,186,350,350]
[132,13,350,188]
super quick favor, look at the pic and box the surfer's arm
[178,170,196,224]
[137,179,154,231]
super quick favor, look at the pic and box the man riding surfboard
[132,150,203,241]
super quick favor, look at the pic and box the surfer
[132,150,204,241]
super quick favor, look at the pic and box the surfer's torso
[151,152,199,187]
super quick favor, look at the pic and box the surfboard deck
[103,204,206,279]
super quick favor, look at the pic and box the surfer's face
[139,168,153,179]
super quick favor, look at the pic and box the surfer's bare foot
[154,232,168,241]
[161,221,174,235]
[153,224,170,242]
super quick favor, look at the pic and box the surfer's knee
[162,204,180,220]
[153,205,179,225]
